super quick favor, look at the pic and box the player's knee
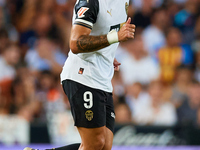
[93,135,106,150]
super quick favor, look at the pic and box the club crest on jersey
[125,2,129,15]
[78,68,84,74]
[85,110,93,121]
[77,7,89,18]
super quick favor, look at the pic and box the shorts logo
[78,68,84,74]
[78,7,89,18]
[85,110,93,121]
[111,112,115,119]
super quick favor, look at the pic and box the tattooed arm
[70,18,135,54]
[76,35,110,53]
[70,25,110,54]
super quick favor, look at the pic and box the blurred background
[0,0,200,149]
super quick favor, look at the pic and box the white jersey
[61,0,129,92]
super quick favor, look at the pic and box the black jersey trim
[74,21,92,30]
[75,0,99,25]
[74,18,93,29]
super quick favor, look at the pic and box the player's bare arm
[70,17,135,54]
[71,25,109,53]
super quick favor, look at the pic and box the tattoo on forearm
[76,35,109,52]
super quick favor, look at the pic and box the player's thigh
[77,126,106,150]
[102,127,114,150]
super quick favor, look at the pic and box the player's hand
[113,58,121,71]
[118,17,135,42]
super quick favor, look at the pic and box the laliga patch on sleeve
[77,7,89,18]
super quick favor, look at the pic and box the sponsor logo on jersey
[77,7,89,18]
[78,68,84,74]
[111,112,115,119]
[85,110,93,121]
[110,22,126,32]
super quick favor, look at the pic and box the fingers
[126,17,131,24]
[123,24,135,34]
[125,24,136,29]
[124,26,135,39]
[127,28,135,33]
[114,62,121,66]
[114,66,120,71]
[126,24,135,38]
[126,33,134,39]
[114,58,121,66]
[118,20,136,42]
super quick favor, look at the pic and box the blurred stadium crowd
[1,0,200,145]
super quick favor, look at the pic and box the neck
[132,92,140,99]
[153,23,163,31]
[134,55,142,60]
[3,55,12,66]
[152,100,160,108]
[189,100,198,109]
[177,81,188,88]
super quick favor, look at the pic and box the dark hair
[176,64,195,72]
[164,27,181,38]
[2,43,19,53]
[190,79,200,85]
[151,7,167,19]
[40,70,53,76]
[0,28,8,39]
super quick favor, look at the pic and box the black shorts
[62,79,115,133]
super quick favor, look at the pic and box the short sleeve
[74,0,99,29]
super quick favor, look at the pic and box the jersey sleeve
[74,0,99,30]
